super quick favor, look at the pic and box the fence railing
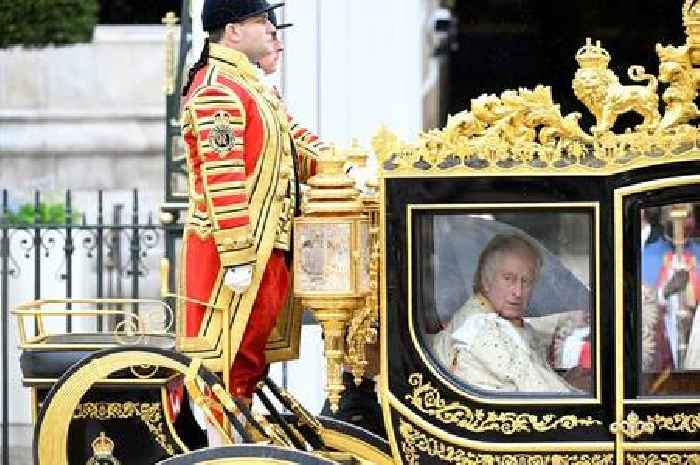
[0,189,166,465]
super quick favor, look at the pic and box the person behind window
[432,234,576,393]
[640,207,674,372]
[655,207,700,369]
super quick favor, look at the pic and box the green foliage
[0,0,99,48]
[2,202,81,225]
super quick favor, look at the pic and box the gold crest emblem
[85,432,121,465]
[207,111,235,156]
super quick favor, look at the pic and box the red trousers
[229,249,289,398]
[184,232,290,398]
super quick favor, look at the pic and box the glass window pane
[640,202,700,396]
[294,222,352,294]
[418,209,595,397]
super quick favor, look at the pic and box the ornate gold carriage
[16,1,700,465]
[377,3,700,465]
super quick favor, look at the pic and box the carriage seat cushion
[19,333,175,384]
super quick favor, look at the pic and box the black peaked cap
[269,9,293,30]
[202,0,284,32]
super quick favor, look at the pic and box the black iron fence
[0,189,168,465]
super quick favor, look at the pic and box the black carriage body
[381,158,700,464]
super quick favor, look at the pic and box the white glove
[346,165,372,193]
[224,264,253,293]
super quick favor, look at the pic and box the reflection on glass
[420,212,594,396]
[294,223,352,293]
[640,203,700,395]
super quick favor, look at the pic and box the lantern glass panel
[358,221,371,294]
[294,222,352,293]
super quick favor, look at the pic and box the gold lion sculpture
[573,38,661,134]
[573,64,660,134]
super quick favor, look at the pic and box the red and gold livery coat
[179,44,322,396]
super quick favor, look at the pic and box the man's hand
[664,269,689,298]
[224,265,253,293]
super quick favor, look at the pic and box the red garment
[653,315,674,371]
[229,249,289,398]
[657,251,699,299]
[652,250,699,371]
[181,44,294,399]
[577,340,591,370]
[180,44,326,399]
[183,232,221,337]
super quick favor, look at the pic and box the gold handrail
[13,290,175,347]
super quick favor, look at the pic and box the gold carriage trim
[372,19,700,176]
[405,374,602,435]
[610,410,700,439]
[399,418,614,465]
[650,411,700,434]
[626,453,700,465]
[609,411,656,439]
[73,402,176,456]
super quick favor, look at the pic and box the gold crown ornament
[575,38,611,70]
[86,432,121,465]
[683,0,700,28]
[92,433,114,456]
[656,43,691,65]
[683,0,700,63]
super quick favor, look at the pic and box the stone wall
[0,28,171,451]
[0,25,171,192]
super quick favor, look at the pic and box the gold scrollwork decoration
[345,191,381,385]
[627,453,700,465]
[609,411,655,439]
[73,402,176,456]
[373,9,700,176]
[346,303,377,384]
[648,412,700,434]
[406,374,602,435]
[399,418,614,465]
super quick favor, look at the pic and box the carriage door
[614,176,700,464]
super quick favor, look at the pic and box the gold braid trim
[73,402,176,456]
[399,418,614,465]
[626,453,700,465]
[406,374,602,434]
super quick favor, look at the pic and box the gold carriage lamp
[346,138,368,169]
[293,151,371,412]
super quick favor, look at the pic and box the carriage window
[416,209,595,397]
[640,203,700,396]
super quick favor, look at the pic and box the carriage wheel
[157,444,340,465]
[33,346,229,465]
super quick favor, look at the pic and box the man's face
[482,251,536,323]
[234,14,275,63]
[259,35,283,75]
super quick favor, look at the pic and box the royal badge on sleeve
[208,111,235,156]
